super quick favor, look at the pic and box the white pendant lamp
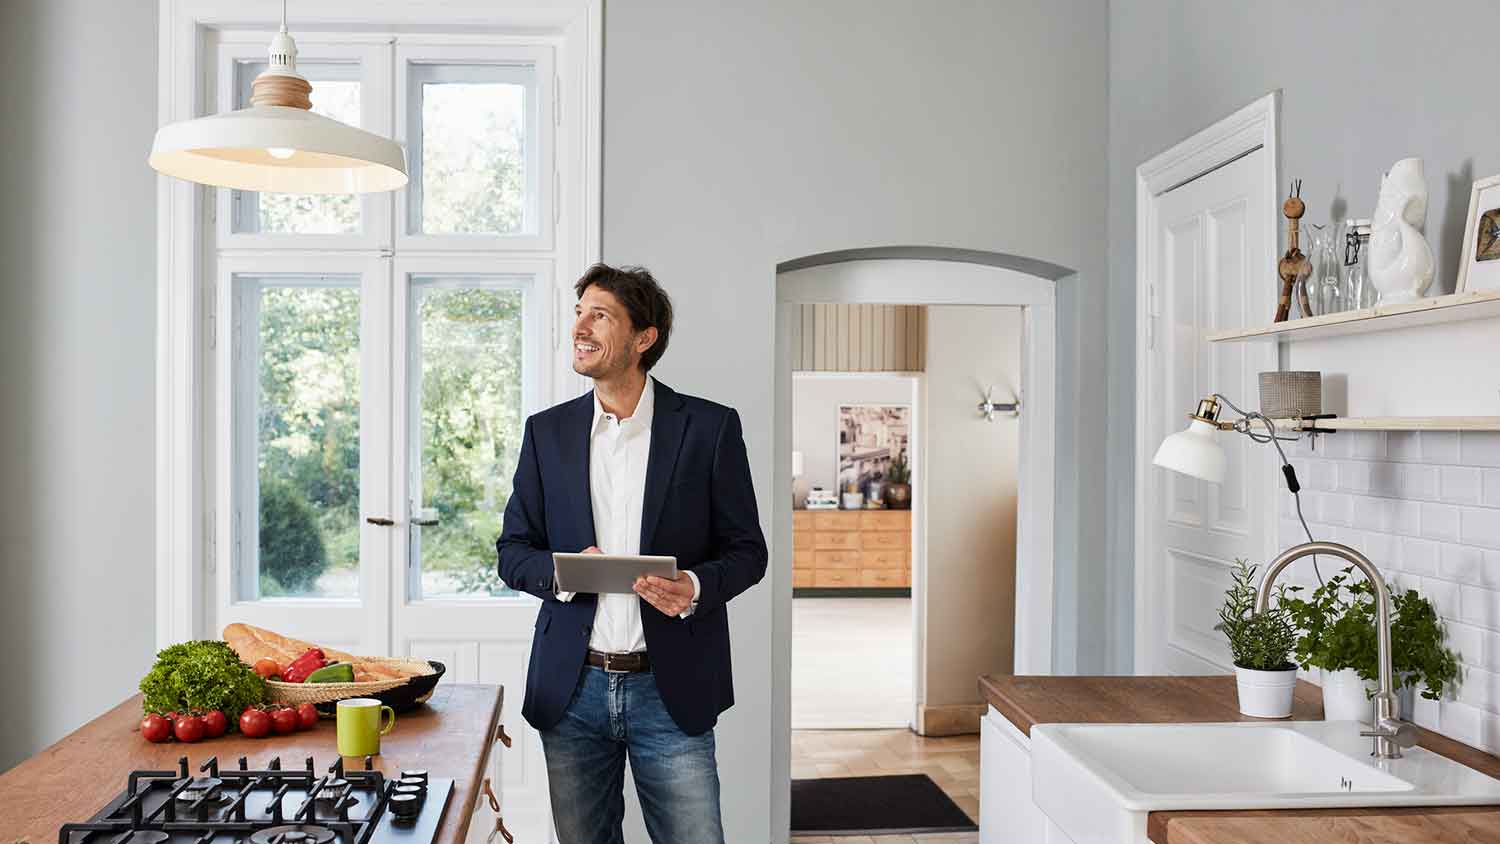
[148,6,406,194]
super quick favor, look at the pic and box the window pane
[241,278,362,599]
[233,61,362,234]
[410,64,535,236]
[411,277,527,598]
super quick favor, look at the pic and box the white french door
[200,24,594,842]
[1137,146,1279,675]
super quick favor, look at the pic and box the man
[497,263,768,843]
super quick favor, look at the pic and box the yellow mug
[336,697,395,757]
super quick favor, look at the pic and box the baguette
[223,622,432,681]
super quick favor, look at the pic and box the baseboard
[916,703,986,736]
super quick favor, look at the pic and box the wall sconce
[978,386,1021,421]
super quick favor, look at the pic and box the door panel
[1142,149,1277,675]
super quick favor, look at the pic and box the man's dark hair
[574,263,674,372]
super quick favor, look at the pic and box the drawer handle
[486,817,514,844]
[484,776,501,813]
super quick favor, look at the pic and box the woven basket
[1258,371,1322,419]
[265,657,438,706]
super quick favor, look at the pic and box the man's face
[572,285,654,380]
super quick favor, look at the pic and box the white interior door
[1138,148,1278,675]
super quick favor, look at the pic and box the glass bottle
[1308,223,1344,314]
[1343,218,1373,309]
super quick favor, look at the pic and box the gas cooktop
[58,754,452,844]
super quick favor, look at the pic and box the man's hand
[634,572,695,617]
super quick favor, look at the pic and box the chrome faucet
[1256,541,1419,759]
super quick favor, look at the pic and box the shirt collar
[591,375,656,434]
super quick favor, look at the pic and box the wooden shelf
[1207,288,1500,343]
[1249,416,1500,432]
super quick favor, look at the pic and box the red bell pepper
[282,648,327,683]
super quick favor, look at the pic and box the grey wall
[0,0,158,773]
[792,374,916,502]
[605,0,1107,837]
[1106,0,1500,673]
[923,306,1021,704]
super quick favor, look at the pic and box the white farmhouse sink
[1031,721,1500,844]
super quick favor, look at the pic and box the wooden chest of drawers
[792,510,911,589]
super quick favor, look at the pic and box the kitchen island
[0,683,504,842]
[979,675,1500,844]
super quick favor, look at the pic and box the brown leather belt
[586,649,651,673]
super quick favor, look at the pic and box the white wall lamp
[1153,393,1339,578]
[148,3,407,194]
[978,385,1021,421]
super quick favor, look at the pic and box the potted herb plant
[884,455,911,510]
[1217,558,1300,718]
[1283,567,1459,723]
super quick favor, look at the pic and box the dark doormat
[790,773,977,835]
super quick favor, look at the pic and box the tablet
[552,552,678,594]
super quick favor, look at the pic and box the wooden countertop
[0,683,503,843]
[980,675,1500,844]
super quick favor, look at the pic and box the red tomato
[253,658,281,680]
[295,703,319,730]
[140,713,171,743]
[173,714,205,743]
[201,710,228,738]
[239,707,272,739]
[270,707,298,735]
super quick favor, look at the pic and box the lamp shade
[1152,418,1227,484]
[149,105,407,194]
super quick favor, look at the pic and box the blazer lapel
[563,392,597,549]
[640,382,687,552]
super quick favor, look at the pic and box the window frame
[395,43,557,252]
[213,39,394,251]
[392,255,554,604]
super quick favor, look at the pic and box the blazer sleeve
[689,408,769,613]
[496,416,563,601]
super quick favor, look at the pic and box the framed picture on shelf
[837,404,910,495]
[1457,173,1500,293]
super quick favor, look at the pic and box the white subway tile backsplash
[1441,466,1484,505]
[1422,432,1462,464]
[1339,461,1372,494]
[1266,441,1500,752]
[1351,431,1387,460]
[1484,469,1500,508]
[1461,432,1500,468]
[1440,544,1485,584]
[1461,507,1500,550]
[1412,695,1441,730]
[1421,503,1462,542]
[1387,431,1423,462]
[1402,537,1440,575]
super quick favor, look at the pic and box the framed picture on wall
[837,404,911,493]
[1457,173,1500,293]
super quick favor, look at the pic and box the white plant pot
[1234,665,1298,718]
[1320,667,1375,723]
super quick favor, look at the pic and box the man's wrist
[678,570,701,618]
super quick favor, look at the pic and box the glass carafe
[1308,223,1344,315]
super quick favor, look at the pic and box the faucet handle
[1361,718,1419,749]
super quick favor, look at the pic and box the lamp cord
[1212,393,1325,587]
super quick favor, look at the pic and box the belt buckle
[603,653,629,674]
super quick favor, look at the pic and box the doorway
[771,251,1068,841]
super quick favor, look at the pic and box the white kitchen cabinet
[980,705,1076,844]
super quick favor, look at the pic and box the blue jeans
[540,665,724,844]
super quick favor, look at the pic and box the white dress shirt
[556,377,699,653]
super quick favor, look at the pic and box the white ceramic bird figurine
[1368,157,1434,304]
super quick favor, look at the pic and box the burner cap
[249,825,336,844]
[314,777,349,800]
[176,776,227,804]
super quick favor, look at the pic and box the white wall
[0,0,158,773]
[922,306,1021,705]
[1107,0,1500,673]
[792,373,916,503]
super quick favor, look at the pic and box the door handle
[411,516,440,527]
[365,516,395,526]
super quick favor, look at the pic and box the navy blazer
[496,380,768,736]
